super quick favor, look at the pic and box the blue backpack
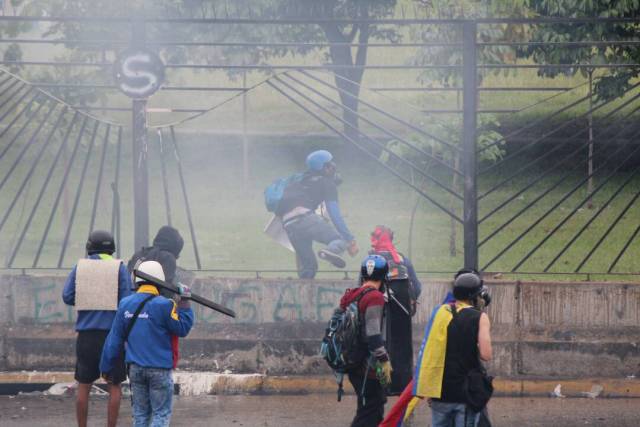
[264,172,304,213]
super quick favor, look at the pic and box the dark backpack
[320,288,374,400]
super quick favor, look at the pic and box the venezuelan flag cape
[379,292,455,427]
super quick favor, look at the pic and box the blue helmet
[360,254,389,282]
[306,150,333,171]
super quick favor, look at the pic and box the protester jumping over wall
[62,230,132,427]
[369,225,422,395]
[339,255,392,426]
[100,260,194,427]
[266,149,358,279]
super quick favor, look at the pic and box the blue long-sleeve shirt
[326,200,354,242]
[62,254,132,331]
[100,285,194,372]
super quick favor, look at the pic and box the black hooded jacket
[128,226,185,286]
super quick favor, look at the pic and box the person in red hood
[340,255,392,427]
[370,225,423,395]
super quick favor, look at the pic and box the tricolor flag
[379,292,456,427]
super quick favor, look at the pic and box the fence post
[462,21,478,270]
[242,68,250,189]
[131,15,149,251]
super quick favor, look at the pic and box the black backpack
[320,288,373,400]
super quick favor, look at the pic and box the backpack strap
[124,294,156,343]
[354,287,376,309]
[449,301,458,319]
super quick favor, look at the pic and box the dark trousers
[284,213,344,279]
[348,371,387,427]
[385,279,414,395]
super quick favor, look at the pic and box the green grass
[1,128,638,280]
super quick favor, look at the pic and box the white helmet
[135,260,165,284]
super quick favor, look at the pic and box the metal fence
[0,14,638,276]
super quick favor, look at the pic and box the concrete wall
[1,273,639,379]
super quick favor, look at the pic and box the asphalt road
[0,394,637,426]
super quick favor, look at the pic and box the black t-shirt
[276,172,339,216]
[438,306,482,403]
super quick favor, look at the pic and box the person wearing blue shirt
[100,260,194,427]
[62,230,132,427]
[276,150,359,278]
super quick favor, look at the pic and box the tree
[8,0,398,141]
[213,0,399,143]
[516,1,640,207]
[518,0,640,101]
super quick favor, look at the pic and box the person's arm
[117,263,133,301]
[62,267,77,306]
[326,200,354,242]
[164,299,194,338]
[322,178,354,242]
[404,258,423,299]
[478,312,492,362]
[100,305,126,374]
[364,295,388,362]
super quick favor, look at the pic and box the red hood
[340,287,368,310]
[371,226,402,263]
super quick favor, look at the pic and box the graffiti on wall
[13,277,351,324]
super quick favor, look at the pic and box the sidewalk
[1,371,639,398]
[1,395,639,427]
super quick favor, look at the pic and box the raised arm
[164,300,194,338]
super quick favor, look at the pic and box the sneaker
[318,249,346,268]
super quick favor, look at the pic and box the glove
[375,360,392,387]
[177,284,191,309]
[347,240,359,257]
[178,283,191,299]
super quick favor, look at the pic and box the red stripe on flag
[379,379,415,427]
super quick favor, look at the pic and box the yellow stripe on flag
[414,304,453,398]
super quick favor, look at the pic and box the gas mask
[474,286,491,311]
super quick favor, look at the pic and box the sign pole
[462,21,478,270]
[131,14,149,252]
[114,13,165,253]
[132,97,149,252]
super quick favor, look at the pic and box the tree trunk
[321,19,369,148]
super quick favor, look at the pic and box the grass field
[2,30,640,280]
[1,129,638,281]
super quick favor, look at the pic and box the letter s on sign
[114,48,165,99]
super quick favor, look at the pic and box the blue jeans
[284,213,347,279]
[129,364,173,427]
[431,401,479,427]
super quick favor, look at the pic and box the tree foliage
[5,0,398,135]
[518,0,640,100]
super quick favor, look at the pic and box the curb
[0,372,639,398]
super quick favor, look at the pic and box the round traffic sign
[113,48,165,99]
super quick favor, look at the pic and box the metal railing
[0,15,638,277]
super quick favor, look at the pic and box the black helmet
[86,230,115,255]
[360,254,389,282]
[453,269,484,301]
